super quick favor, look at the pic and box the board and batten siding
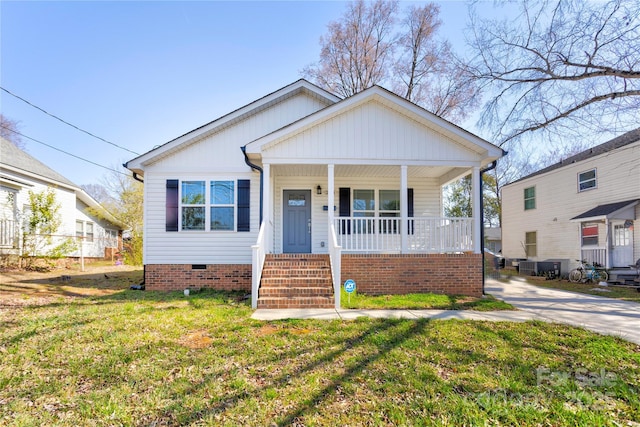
[272,175,442,254]
[262,101,482,164]
[502,140,640,268]
[142,170,260,265]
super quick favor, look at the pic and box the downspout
[480,159,499,295]
[241,146,263,224]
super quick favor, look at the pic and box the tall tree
[303,0,398,98]
[465,0,640,145]
[0,114,25,149]
[303,0,478,121]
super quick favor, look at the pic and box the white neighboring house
[126,80,504,308]
[501,129,640,274]
[0,137,124,261]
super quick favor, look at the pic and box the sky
[1,0,479,189]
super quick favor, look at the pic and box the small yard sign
[344,279,356,304]
[344,279,356,293]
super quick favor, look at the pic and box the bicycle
[568,259,609,283]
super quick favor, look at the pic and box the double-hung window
[524,186,536,210]
[581,223,599,246]
[353,189,375,233]
[379,190,400,233]
[578,169,597,192]
[180,180,236,231]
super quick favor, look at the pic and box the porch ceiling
[271,164,459,178]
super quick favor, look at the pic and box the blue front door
[283,190,311,253]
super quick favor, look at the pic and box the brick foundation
[145,264,252,292]
[341,253,483,297]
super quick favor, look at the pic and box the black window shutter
[339,187,351,235]
[237,179,250,232]
[166,179,179,232]
[408,188,414,235]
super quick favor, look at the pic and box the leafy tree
[444,174,500,227]
[465,0,640,145]
[303,0,478,121]
[83,170,143,265]
[22,188,76,268]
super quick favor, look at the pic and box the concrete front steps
[257,254,335,309]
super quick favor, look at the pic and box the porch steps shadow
[258,254,335,309]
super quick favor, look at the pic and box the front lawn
[1,289,639,426]
[340,289,514,311]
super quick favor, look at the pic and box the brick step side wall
[341,253,483,297]
[258,254,335,308]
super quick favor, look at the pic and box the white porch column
[400,165,408,253]
[327,164,335,223]
[263,163,271,252]
[472,166,481,254]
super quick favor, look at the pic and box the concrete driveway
[486,277,640,345]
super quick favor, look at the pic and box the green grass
[1,289,639,426]
[340,289,515,311]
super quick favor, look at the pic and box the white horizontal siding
[272,175,442,254]
[262,101,480,164]
[502,141,640,268]
[142,171,260,265]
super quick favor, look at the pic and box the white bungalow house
[125,80,504,308]
[0,137,124,263]
[501,128,640,280]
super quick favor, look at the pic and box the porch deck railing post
[251,221,267,309]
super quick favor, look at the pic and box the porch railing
[333,217,474,253]
[328,222,342,309]
[581,247,607,267]
[251,221,267,309]
[0,219,18,248]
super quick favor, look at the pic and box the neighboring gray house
[1,137,124,262]
[501,129,640,274]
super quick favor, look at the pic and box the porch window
[85,222,94,242]
[379,190,400,233]
[210,181,235,230]
[525,231,537,257]
[353,189,375,233]
[105,229,118,248]
[181,181,206,230]
[76,220,84,239]
[578,169,597,192]
[581,223,599,246]
[524,187,536,210]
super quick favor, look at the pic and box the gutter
[479,159,499,296]
[122,162,144,183]
[241,146,263,224]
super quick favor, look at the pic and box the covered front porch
[243,85,503,308]
[251,163,486,309]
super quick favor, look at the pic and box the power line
[1,125,130,177]
[0,86,139,155]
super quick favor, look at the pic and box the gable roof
[0,137,124,228]
[1,137,76,188]
[508,128,640,185]
[244,84,504,163]
[125,79,340,174]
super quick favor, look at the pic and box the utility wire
[1,125,130,177]
[0,86,139,155]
